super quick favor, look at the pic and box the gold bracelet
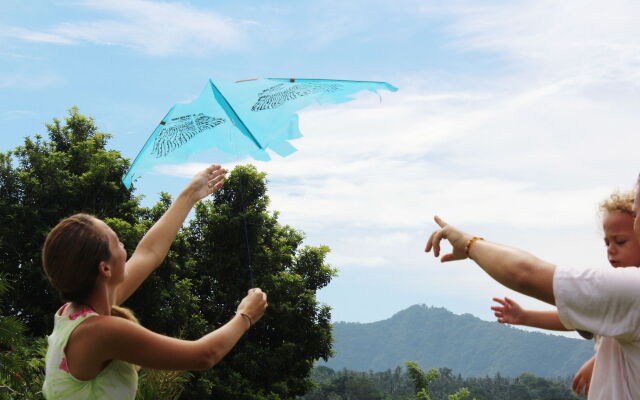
[237,312,253,329]
[465,236,484,256]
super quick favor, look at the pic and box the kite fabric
[122,78,398,188]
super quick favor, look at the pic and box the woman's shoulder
[72,312,134,336]
[65,313,141,369]
[61,306,135,348]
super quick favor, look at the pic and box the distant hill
[322,304,594,378]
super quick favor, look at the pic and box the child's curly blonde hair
[599,190,635,216]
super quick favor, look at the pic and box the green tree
[406,361,441,400]
[448,388,472,400]
[0,107,138,336]
[154,166,336,399]
[406,362,474,400]
[107,167,337,399]
[1,109,336,399]
[136,369,192,400]
[302,366,583,400]
[0,273,46,399]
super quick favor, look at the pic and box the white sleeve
[554,266,640,341]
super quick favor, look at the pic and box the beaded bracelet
[464,236,484,256]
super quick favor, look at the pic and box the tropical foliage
[0,108,335,399]
[0,274,46,399]
[300,366,580,400]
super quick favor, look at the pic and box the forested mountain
[323,305,593,378]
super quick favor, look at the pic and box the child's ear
[98,261,111,279]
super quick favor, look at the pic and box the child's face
[603,211,640,268]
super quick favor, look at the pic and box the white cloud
[153,76,637,235]
[154,162,211,178]
[437,0,640,84]
[328,254,386,268]
[3,0,246,56]
[0,25,74,45]
[0,72,66,89]
[141,1,640,323]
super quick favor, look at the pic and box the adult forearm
[135,189,196,266]
[198,314,250,368]
[468,240,556,305]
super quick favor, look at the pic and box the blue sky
[2,0,640,337]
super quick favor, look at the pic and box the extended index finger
[434,215,448,228]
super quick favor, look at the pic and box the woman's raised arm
[116,164,226,305]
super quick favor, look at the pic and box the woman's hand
[491,297,525,325]
[236,288,268,327]
[183,164,226,204]
[425,216,473,262]
[572,357,595,397]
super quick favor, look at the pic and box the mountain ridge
[322,304,593,378]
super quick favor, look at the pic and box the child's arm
[572,356,595,397]
[115,164,226,305]
[491,297,569,331]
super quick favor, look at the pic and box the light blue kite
[122,78,398,188]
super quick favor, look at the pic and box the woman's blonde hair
[111,305,139,324]
[599,190,635,216]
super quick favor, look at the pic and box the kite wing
[122,78,397,188]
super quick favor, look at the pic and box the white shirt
[554,266,640,400]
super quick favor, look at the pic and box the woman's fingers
[425,230,437,253]
[426,216,449,254]
[208,176,225,192]
[426,216,472,262]
[429,217,450,259]
[212,166,225,178]
[248,288,267,306]
[434,215,448,228]
[240,288,268,325]
[202,165,226,194]
[207,166,225,181]
[432,230,444,257]
[202,164,220,181]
